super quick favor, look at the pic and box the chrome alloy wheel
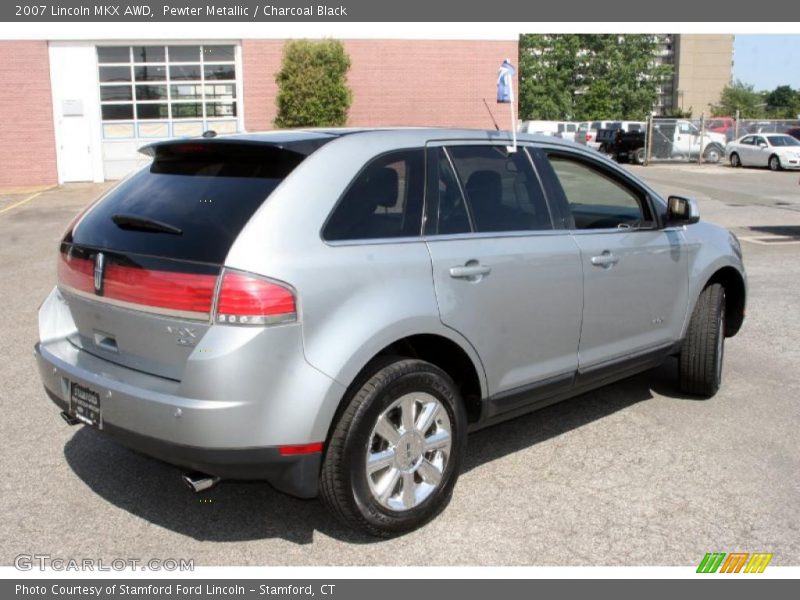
[365,392,452,511]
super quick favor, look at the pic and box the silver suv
[35,129,746,536]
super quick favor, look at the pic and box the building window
[97,44,239,139]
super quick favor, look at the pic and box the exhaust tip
[60,411,80,426]
[182,472,221,493]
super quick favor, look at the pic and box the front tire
[634,147,646,165]
[678,284,726,398]
[320,358,467,537]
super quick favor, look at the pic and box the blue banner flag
[497,59,516,104]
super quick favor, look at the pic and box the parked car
[519,120,560,136]
[596,128,646,163]
[576,120,622,149]
[726,134,800,170]
[785,127,800,142]
[35,129,747,537]
[706,117,736,142]
[555,121,580,142]
[577,121,645,150]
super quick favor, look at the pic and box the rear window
[66,143,305,264]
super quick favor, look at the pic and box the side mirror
[758,142,768,148]
[666,195,700,226]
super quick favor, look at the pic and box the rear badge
[166,325,197,347]
[93,252,105,295]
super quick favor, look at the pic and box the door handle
[449,263,491,279]
[591,252,619,268]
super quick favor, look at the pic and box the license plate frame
[69,382,102,429]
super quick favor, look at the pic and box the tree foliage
[274,39,352,128]
[711,80,800,119]
[518,34,672,121]
[765,85,800,118]
[710,80,766,117]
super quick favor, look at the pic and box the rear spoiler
[139,136,334,159]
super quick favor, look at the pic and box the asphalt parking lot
[1,164,799,567]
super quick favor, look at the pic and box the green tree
[668,106,694,118]
[710,80,766,118]
[765,85,800,118]
[518,34,671,121]
[274,39,352,128]
[518,34,583,120]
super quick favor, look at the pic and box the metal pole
[507,75,517,153]
[735,109,740,140]
[699,112,706,164]
[645,115,654,166]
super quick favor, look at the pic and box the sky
[734,35,800,91]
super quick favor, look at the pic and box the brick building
[0,38,517,187]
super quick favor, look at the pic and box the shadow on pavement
[64,358,693,546]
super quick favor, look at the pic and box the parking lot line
[0,186,55,215]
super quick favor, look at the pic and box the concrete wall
[674,34,734,117]
[0,41,58,187]
[242,39,519,131]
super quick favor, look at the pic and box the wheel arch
[328,331,487,433]
[705,266,746,337]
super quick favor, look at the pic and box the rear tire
[634,147,646,165]
[320,358,467,537]
[730,153,741,168]
[678,284,726,398]
[769,154,782,171]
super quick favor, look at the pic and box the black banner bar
[5,579,800,600]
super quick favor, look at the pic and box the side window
[755,136,767,146]
[547,155,651,230]
[740,136,753,145]
[434,148,472,235]
[323,149,425,241]
[446,145,552,233]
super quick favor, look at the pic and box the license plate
[69,382,102,429]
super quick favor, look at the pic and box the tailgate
[58,245,217,380]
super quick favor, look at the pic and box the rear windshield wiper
[111,213,183,235]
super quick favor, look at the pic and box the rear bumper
[43,387,320,497]
[35,341,323,498]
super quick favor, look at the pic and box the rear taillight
[585,133,593,142]
[57,252,94,294]
[104,264,216,316]
[58,252,216,319]
[215,270,296,326]
[58,251,296,326]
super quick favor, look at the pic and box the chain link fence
[641,117,727,165]
[600,117,800,166]
[639,117,800,166]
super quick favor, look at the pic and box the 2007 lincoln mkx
[35,128,746,536]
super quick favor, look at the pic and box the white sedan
[726,134,800,171]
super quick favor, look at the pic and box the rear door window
[68,143,307,264]
[322,149,425,241]
[446,145,552,233]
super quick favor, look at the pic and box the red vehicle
[707,117,734,133]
